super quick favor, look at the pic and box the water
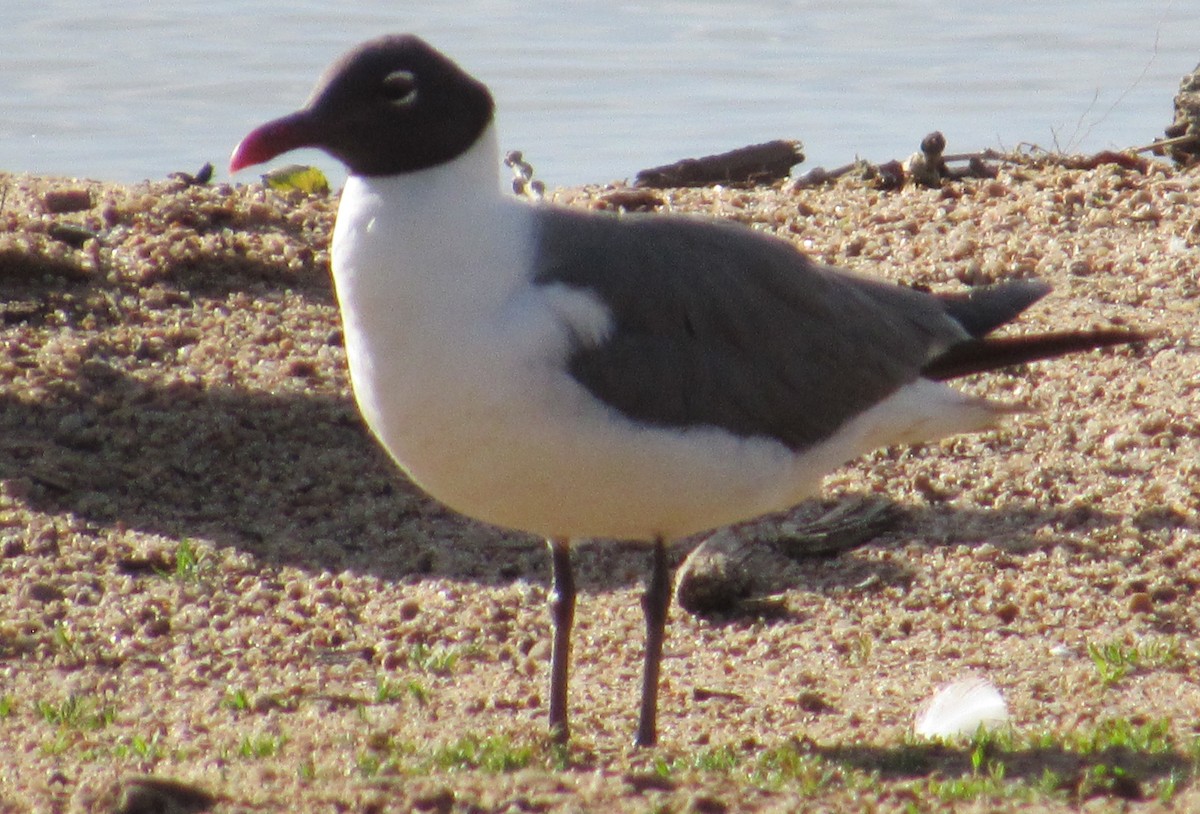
[1,1,1197,189]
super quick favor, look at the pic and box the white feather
[914,675,1009,739]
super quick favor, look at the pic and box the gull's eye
[380,70,417,105]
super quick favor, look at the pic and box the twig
[634,140,805,188]
[1132,133,1200,155]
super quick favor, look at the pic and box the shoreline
[1,161,1197,812]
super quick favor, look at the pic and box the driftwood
[634,139,805,188]
[515,105,1178,201]
[675,497,901,616]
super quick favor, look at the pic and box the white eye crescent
[380,70,417,105]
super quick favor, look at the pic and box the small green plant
[37,694,115,730]
[1088,641,1141,686]
[357,751,385,778]
[170,538,203,581]
[51,623,78,658]
[693,744,741,773]
[1087,638,1182,688]
[432,734,532,773]
[375,677,428,705]
[41,730,77,757]
[968,726,1015,773]
[1078,762,1140,799]
[222,689,251,712]
[926,762,1009,802]
[652,755,673,779]
[1034,766,1068,797]
[115,733,163,761]
[239,733,287,759]
[651,741,845,795]
[753,744,805,782]
[656,744,741,775]
[1071,717,1173,755]
[753,745,841,795]
[1158,768,1185,803]
[407,643,476,675]
[548,740,571,772]
[0,695,13,717]
[846,632,873,664]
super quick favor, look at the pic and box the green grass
[158,538,206,581]
[655,744,742,776]
[173,538,201,579]
[239,732,288,759]
[356,732,537,777]
[1071,717,1173,755]
[375,677,429,705]
[114,733,164,761]
[222,689,252,712]
[752,744,845,794]
[51,622,78,658]
[357,751,388,778]
[21,677,1190,808]
[406,643,477,676]
[925,759,1010,803]
[36,694,115,730]
[0,695,13,718]
[219,688,299,714]
[432,734,533,772]
[638,717,1196,806]
[1087,638,1183,687]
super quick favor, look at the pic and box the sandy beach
[0,153,1197,812]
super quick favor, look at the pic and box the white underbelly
[346,314,1002,543]
[329,170,1003,543]
[353,344,812,541]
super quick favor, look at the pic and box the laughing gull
[229,34,1147,746]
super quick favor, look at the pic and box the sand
[0,154,1197,812]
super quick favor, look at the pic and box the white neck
[330,123,529,316]
[328,123,536,439]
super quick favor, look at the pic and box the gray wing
[532,206,1029,452]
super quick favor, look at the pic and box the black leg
[547,537,575,744]
[636,537,672,747]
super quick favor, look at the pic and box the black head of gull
[230,34,1148,747]
[231,34,493,177]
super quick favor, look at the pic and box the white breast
[329,129,1006,542]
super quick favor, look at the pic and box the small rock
[116,776,215,814]
[26,582,65,603]
[43,188,93,214]
[47,222,99,249]
[685,793,729,814]
[1164,62,1200,166]
[412,786,455,813]
[993,602,1020,625]
[624,772,677,793]
[1127,592,1153,614]
[795,691,835,714]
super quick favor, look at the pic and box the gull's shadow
[2,359,1135,597]
[0,242,1144,598]
[815,739,1191,803]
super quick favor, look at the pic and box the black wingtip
[923,328,1154,381]
[937,279,1053,338]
